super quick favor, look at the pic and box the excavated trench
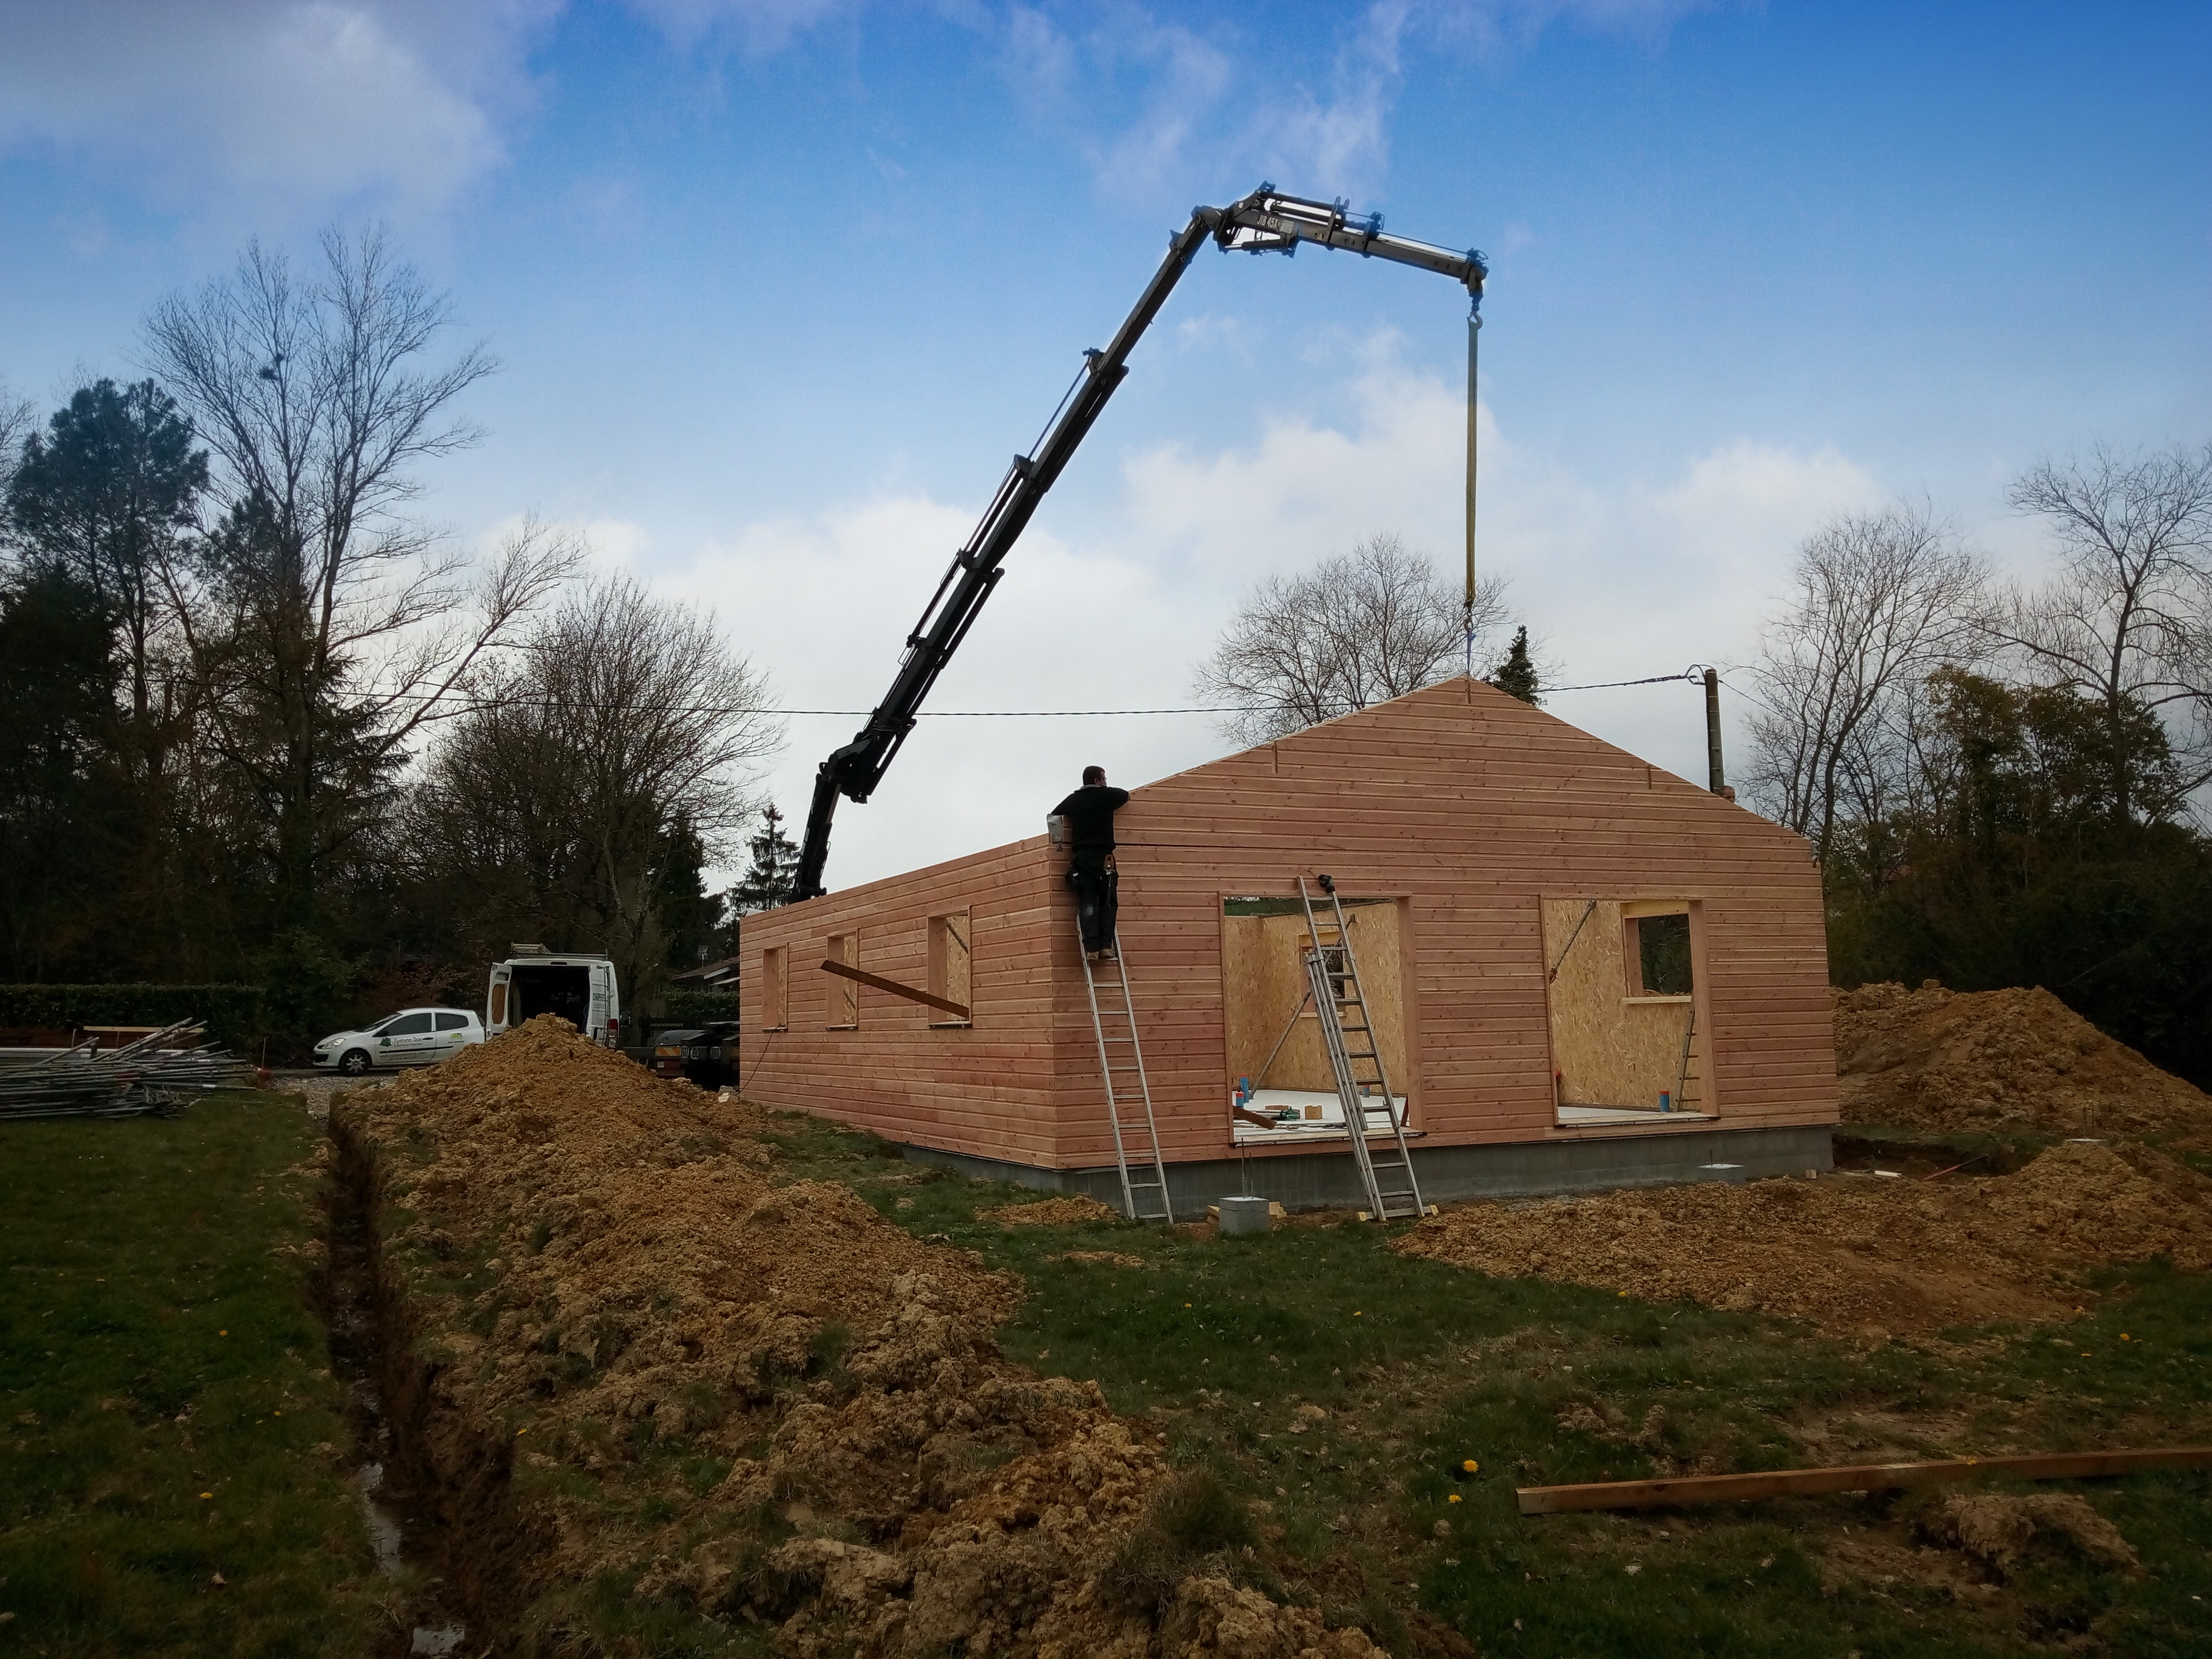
[303,1016,1411,1658]
[322,1112,529,1656]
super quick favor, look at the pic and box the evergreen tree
[728,805,799,915]
[1489,625,1541,705]
[656,811,726,969]
[0,568,129,977]
[6,379,208,745]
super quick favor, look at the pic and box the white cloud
[988,0,1716,205]
[620,0,859,54]
[625,491,1219,883]
[586,336,1887,889]
[0,1,556,223]
[1425,0,1718,58]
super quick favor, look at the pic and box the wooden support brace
[1516,1446,2212,1515]
[820,958,969,1020]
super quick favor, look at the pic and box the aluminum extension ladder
[1298,876,1426,1221]
[1076,918,1175,1223]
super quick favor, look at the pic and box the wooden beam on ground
[819,959,969,1020]
[1516,1447,2212,1515]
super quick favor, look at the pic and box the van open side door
[488,965,512,1034]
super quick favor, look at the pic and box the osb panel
[826,932,857,1025]
[928,909,971,1025]
[1541,898,1703,1109]
[1218,904,1406,1094]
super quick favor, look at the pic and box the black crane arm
[791,183,1486,901]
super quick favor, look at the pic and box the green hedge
[0,985,265,1052]
[664,988,739,1027]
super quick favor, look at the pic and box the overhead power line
[363,669,1732,722]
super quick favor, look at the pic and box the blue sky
[2,1,2207,888]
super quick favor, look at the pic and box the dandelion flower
[1462,1459,1478,1473]
[1447,1494,1462,1504]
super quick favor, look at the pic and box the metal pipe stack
[0,1020,257,1121]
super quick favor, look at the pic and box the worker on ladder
[1053,766,1129,961]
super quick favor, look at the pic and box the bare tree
[0,377,33,503]
[1741,502,1985,862]
[407,576,785,1010]
[143,225,574,923]
[1986,443,2212,822]
[1192,533,1511,748]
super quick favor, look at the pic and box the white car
[313,1007,485,1076]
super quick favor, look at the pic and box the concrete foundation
[903,1124,1833,1214]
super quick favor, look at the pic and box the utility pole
[1704,667,1727,795]
[1463,296,1481,678]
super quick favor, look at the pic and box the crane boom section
[793,185,1485,900]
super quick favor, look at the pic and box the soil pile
[1925,1492,2140,1578]
[334,1017,1376,1656]
[979,1195,1120,1226]
[1397,1141,2212,1336]
[1833,982,2212,1136]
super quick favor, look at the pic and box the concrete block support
[902,1124,1833,1215]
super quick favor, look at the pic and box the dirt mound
[1833,981,2212,1136]
[1397,1141,2212,1335]
[1924,1492,2140,1578]
[334,1017,1370,1655]
[979,1195,1121,1226]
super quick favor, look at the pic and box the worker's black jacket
[1052,785,1130,853]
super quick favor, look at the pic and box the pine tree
[1489,626,1541,706]
[656,811,725,968]
[728,805,799,915]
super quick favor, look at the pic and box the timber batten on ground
[1517,1447,2212,1514]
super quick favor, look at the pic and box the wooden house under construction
[735,677,1837,1209]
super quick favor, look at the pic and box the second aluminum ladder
[1298,876,1426,1221]
[1077,920,1175,1223]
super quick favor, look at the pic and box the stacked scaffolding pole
[0,1020,256,1120]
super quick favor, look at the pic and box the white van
[487,948,623,1046]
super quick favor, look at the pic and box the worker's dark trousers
[1067,854,1118,953]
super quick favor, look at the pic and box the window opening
[927,911,970,1026]
[827,932,858,1027]
[1218,895,1406,1141]
[1542,899,1705,1125]
[760,946,787,1030]
[1629,911,1692,996]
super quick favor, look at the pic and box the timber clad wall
[739,678,1838,1170]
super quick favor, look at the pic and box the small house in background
[736,677,1836,1209]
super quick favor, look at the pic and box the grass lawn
[0,1093,375,1657]
[762,1111,2212,1659]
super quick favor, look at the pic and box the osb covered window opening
[826,932,858,1028]
[759,945,787,1032]
[927,910,970,1028]
[1543,898,1707,1125]
[1219,894,1410,1143]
